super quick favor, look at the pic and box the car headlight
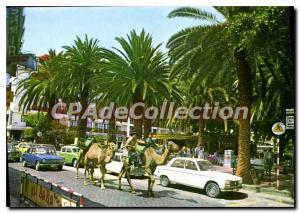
[225,180,231,186]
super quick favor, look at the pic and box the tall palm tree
[55,35,102,139]
[16,49,63,121]
[167,6,292,184]
[93,30,172,138]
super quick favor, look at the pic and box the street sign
[286,115,294,130]
[286,108,294,115]
[272,122,286,136]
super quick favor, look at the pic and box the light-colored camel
[83,142,117,189]
[118,141,179,197]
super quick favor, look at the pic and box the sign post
[271,122,286,189]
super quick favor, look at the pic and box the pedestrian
[179,146,187,157]
[186,147,191,157]
[263,148,274,181]
[198,147,204,159]
[204,151,208,160]
[195,145,200,158]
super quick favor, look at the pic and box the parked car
[58,145,81,167]
[21,144,64,171]
[154,157,242,198]
[7,143,21,162]
[17,142,32,156]
[106,152,124,174]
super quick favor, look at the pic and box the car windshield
[197,160,215,171]
[36,147,57,155]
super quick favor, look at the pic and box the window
[197,160,214,171]
[61,148,66,152]
[72,148,79,153]
[171,159,184,168]
[66,148,72,153]
[185,160,198,171]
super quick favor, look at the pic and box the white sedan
[154,157,242,198]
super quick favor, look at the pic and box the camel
[82,142,117,189]
[118,141,179,197]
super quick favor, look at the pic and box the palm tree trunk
[197,118,205,148]
[133,91,144,139]
[77,98,88,139]
[47,98,56,122]
[144,118,152,138]
[108,111,116,143]
[235,47,253,184]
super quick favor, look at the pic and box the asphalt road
[8,162,294,207]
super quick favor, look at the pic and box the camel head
[166,141,180,153]
[104,142,118,163]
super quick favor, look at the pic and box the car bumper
[222,185,242,191]
[39,163,63,168]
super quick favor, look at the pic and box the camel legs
[76,152,82,179]
[99,165,106,189]
[145,169,155,197]
[118,161,135,194]
[89,163,94,182]
[83,160,88,186]
[149,174,155,197]
[118,166,125,190]
[125,167,135,194]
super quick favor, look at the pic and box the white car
[154,157,242,198]
[106,153,124,174]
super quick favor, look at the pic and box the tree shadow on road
[136,189,176,198]
[219,192,248,200]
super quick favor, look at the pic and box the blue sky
[22,7,224,55]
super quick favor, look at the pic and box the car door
[26,147,36,165]
[167,159,186,184]
[184,160,202,189]
[59,147,67,162]
[65,147,73,164]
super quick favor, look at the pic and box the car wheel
[35,161,41,171]
[205,182,220,198]
[160,175,170,187]
[22,160,27,167]
[72,159,78,168]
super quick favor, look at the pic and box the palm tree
[55,35,102,139]
[167,6,292,184]
[16,49,63,121]
[93,30,172,138]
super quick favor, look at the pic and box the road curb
[242,184,294,204]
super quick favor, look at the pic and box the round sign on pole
[272,122,286,136]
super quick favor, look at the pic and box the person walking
[263,148,274,181]
[198,147,204,159]
[195,146,200,158]
[179,146,187,157]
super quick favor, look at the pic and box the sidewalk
[214,165,295,199]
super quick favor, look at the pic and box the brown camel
[83,142,117,189]
[118,141,179,197]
